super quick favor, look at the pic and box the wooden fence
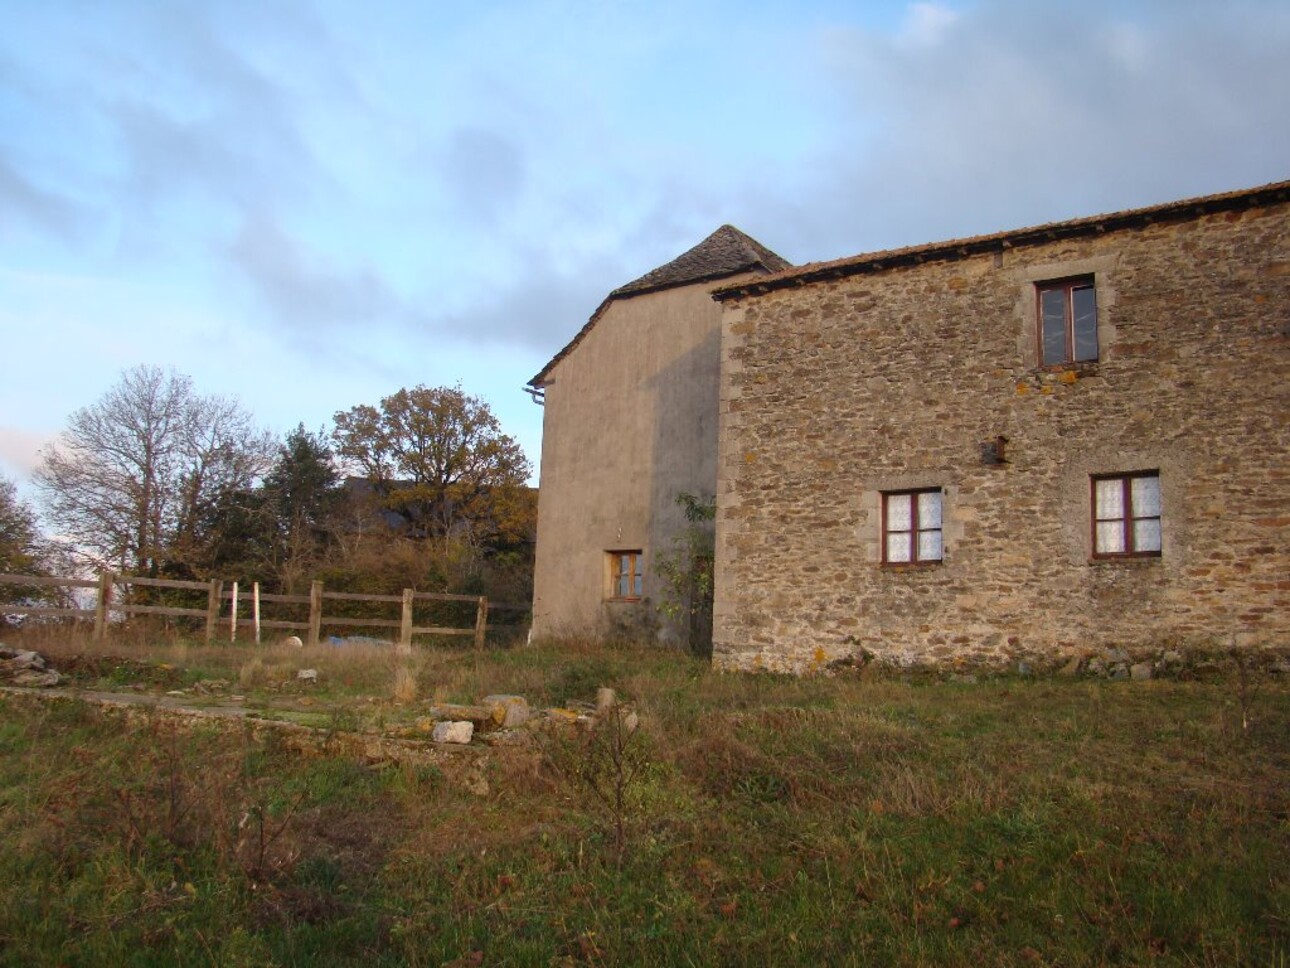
[0,572,529,649]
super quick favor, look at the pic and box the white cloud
[898,2,961,47]
[761,0,1290,262]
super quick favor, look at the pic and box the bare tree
[168,394,277,572]
[34,366,273,575]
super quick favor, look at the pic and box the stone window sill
[1087,555,1161,566]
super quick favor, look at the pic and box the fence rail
[0,571,530,649]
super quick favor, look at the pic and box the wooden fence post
[205,579,223,643]
[398,588,414,654]
[252,582,261,645]
[473,596,488,651]
[229,581,239,643]
[93,571,113,642]
[308,580,323,647]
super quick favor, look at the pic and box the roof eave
[527,262,780,388]
[712,179,1290,302]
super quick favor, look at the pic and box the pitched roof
[611,224,792,298]
[528,225,790,387]
[712,179,1290,301]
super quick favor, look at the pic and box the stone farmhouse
[530,180,1289,670]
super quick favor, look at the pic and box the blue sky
[2,0,1288,492]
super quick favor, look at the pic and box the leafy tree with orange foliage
[331,385,533,549]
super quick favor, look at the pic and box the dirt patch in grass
[53,652,190,690]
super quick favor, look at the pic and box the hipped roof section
[711,179,1290,302]
[528,225,791,387]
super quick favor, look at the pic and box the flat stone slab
[482,694,531,727]
[427,702,505,727]
[433,720,474,744]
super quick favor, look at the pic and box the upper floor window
[1038,277,1097,366]
[1092,472,1161,558]
[883,489,942,564]
[607,550,643,600]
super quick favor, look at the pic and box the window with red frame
[1038,277,1098,366]
[883,489,943,564]
[1092,472,1161,557]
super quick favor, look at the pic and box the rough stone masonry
[710,184,1289,673]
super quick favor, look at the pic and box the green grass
[0,635,1285,965]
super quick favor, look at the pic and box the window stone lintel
[1010,254,1118,368]
[860,481,956,564]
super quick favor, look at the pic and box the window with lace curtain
[882,489,943,564]
[1092,472,1161,558]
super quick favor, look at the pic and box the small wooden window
[883,489,943,564]
[607,550,643,600]
[1037,277,1097,366]
[1092,472,1161,558]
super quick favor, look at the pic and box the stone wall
[713,201,1290,672]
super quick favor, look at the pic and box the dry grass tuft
[238,656,265,689]
[392,665,418,704]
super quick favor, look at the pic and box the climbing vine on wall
[653,493,715,657]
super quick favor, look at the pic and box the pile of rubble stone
[416,687,633,746]
[0,644,61,687]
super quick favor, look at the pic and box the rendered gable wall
[712,201,1290,671]
[531,279,745,642]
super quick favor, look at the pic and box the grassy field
[0,632,1285,966]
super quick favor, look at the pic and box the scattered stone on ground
[191,678,230,696]
[1058,655,1083,676]
[0,645,61,687]
[5,636,1284,761]
[433,720,474,744]
[427,702,506,728]
[1049,645,1290,681]
[482,694,531,727]
[542,708,584,726]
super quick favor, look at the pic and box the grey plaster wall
[531,279,750,642]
